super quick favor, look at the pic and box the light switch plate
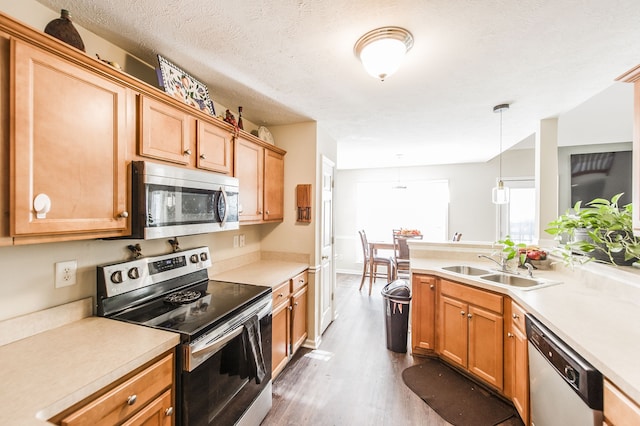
[55,260,77,288]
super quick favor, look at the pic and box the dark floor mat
[402,359,520,426]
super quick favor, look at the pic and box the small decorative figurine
[238,106,244,130]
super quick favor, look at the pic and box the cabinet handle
[288,305,293,311]
[258,210,263,214]
[184,148,192,155]
[165,407,174,416]
[266,210,270,215]
[33,193,52,219]
[119,211,129,218]
[294,302,298,306]
[429,284,435,290]
[126,395,137,405]
[507,332,514,338]
[512,313,520,319]
[460,311,465,316]
[467,313,473,319]
[278,293,284,298]
[200,154,207,160]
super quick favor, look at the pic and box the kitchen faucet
[477,254,513,273]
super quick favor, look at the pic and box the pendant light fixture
[354,26,413,81]
[492,103,510,204]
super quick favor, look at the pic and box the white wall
[334,149,535,273]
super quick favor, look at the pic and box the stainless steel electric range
[97,246,272,426]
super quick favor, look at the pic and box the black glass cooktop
[111,280,270,339]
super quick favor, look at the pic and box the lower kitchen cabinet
[50,351,175,426]
[271,280,292,378]
[604,379,640,426]
[271,270,308,379]
[436,279,504,390]
[504,299,529,425]
[411,274,437,355]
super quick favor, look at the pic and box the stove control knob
[200,252,208,262]
[128,267,140,280]
[110,270,123,284]
[190,254,200,264]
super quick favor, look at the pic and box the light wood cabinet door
[263,149,284,221]
[139,95,193,165]
[11,39,130,239]
[437,294,468,369]
[235,137,264,222]
[411,274,437,354]
[468,304,503,389]
[290,284,308,354]
[122,389,173,426]
[504,299,529,425]
[272,298,290,378]
[437,279,504,391]
[57,353,173,426]
[0,33,11,245]
[196,120,232,174]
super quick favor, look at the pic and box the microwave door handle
[219,186,229,226]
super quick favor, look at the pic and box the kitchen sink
[441,265,491,276]
[480,273,548,288]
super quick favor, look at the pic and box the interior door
[319,156,335,334]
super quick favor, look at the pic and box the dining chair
[358,230,394,295]
[392,232,423,279]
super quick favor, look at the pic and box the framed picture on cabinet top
[157,54,215,116]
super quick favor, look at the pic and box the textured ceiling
[35,0,640,169]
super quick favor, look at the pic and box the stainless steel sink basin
[481,273,546,288]
[442,265,491,276]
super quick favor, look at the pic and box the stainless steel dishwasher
[526,314,603,426]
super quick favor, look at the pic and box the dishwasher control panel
[526,314,603,410]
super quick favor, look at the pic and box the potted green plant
[545,193,640,266]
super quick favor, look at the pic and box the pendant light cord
[499,108,503,182]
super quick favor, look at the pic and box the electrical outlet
[55,260,77,288]
[239,234,245,247]
[233,235,239,248]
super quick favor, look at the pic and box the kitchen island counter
[409,240,640,405]
[0,298,179,425]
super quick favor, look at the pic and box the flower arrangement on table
[396,228,421,236]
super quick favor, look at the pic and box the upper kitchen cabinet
[234,135,285,224]
[196,120,233,174]
[138,95,233,174]
[10,39,131,242]
[139,95,194,165]
[617,65,640,235]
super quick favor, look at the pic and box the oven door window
[182,315,272,425]
[146,184,218,227]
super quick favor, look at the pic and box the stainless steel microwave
[130,161,239,239]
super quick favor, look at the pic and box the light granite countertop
[408,240,640,404]
[0,307,179,425]
[212,259,309,288]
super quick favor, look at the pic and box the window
[497,178,536,243]
[356,179,449,254]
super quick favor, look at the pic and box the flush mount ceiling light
[354,26,413,81]
[492,103,510,205]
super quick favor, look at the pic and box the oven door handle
[192,325,244,359]
[186,297,272,371]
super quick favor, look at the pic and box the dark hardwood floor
[261,273,449,425]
